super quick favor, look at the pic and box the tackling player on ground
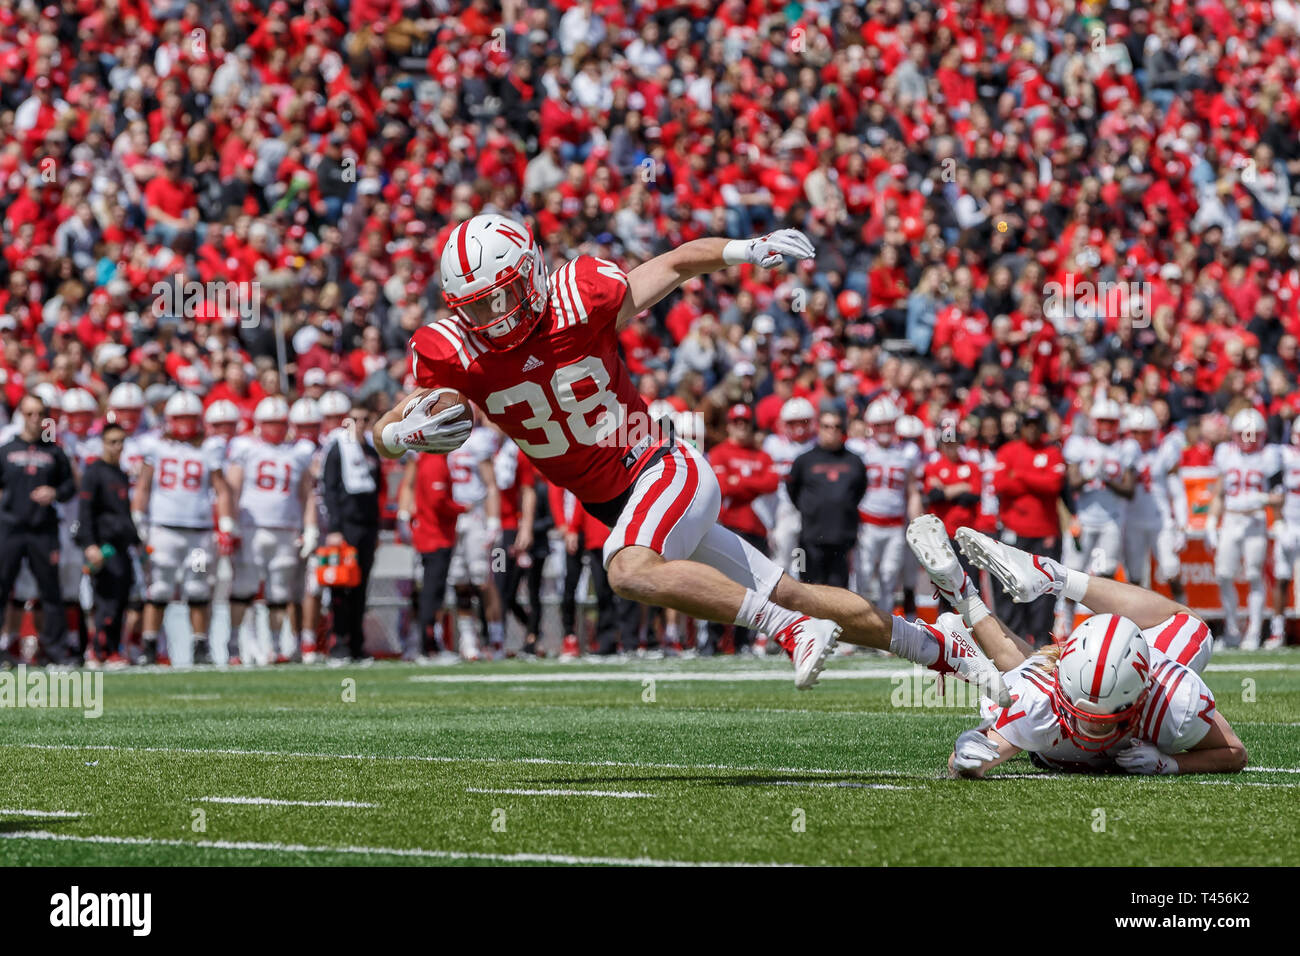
[905,515,1246,777]
[371,214,1005,698]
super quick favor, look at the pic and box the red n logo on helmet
[496,225,528,247]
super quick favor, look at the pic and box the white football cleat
[955,527,1062,604]
[906,515,971,607]
[775,616,840,690]
[931,612,1011,708]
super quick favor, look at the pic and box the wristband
[486,516,501,534]
[380,422,404,456]
[722,239,750,266]
[397,510,411,522]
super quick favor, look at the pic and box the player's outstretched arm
[373,387,430,460]
[970,613,1032,672]
[1072,574,1193,631]
[617,231,814,328]
[949,728,1021,779]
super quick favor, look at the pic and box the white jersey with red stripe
[448,427,500,510]
[1142,611,1213,673]
[1213,442,1282,514]
[1063,435,1139,527]
[980,635,1216,771]
[227,435,314,530]
[139,434,225,530]
[756,433,812,527]
[845,437,921,520]
[1128,440,1180,530]
[410,254,661,508]
[1280,444,1300,525]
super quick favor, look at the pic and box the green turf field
[2,649,1297,866]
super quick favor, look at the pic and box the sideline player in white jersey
[758,397,815,577]
[1270,424,1300,648]
[225,396,319,664]
[1122,407,1177,589]
[847,397,921,610]
[1062,397,1136,629]
[1207,408,1282,649]
[299,390,351,661]
[906,516,1245,777]
[132,391,235,665]
[57,388,101,659]
[203,399,242,458]
[895,413,926,616]
[446,412,502,659]
[286,398,323,659]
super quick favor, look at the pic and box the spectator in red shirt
[143,157,201,246]
[991,409,1067,645]
[707,404,779,653]
[399,452,465,660]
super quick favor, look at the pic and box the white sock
[889,615,939,666]
[1062,567,1091,603]
[1247,583,1265,638]
[192,632,207,646]
[959,594,991,628]
[664,622,679,644]
[487,621,504,647]
[302,628,316,648]
[734,589,803,638]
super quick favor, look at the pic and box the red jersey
[411,452,465,553]
[411,255,664,507]
[922,455,982,536]
[993,440,1067,539]
[548,483,610,548]
[496,442,536,532]
[709,440,778,538]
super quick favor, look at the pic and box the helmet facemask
[1052,680,1147,752]
[445,246,548,351]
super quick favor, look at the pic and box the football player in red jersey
[373,214,1004,697]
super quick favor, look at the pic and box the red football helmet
[440,214,549,351]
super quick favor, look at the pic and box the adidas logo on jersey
[522,355,543,372]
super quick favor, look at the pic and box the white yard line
[1195,781,1300,788]
[0,830,797,867]
[464,787,654,799]
[409,669,912,684]
[1245,766,1300,774]
[195,796,377,808]
[757,781,915,790]
[0,809,82,818]
[10,742,929,779]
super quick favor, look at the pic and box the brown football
[408,387,472,427]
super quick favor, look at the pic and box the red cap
[54,321,74,336]
[727,403,753,422]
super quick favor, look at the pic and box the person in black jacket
[321,406,383,660]
[0,394,77,664]
[74,423,138,664]
[786,410,867,588]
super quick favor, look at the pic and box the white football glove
[298,525,320,560]
[381,389,473,455]
[723,229,815,268]
[952,729,1001,773]
[1115,739,1178,775]
[1169,527,1187,554]
[1204,519,1218,552]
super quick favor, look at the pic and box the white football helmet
[61,387,98,437]
[107,382,145,431]
[440,213,548,351]
[204,399,242,439]
[318,390,351,431]
[164,390,204,441]
[290,397,322,442]
[1231,407,1266,453]
[254,396,291,444]
[32,382,61,413]
[896,414,924,441]
[1090,397,1122,443]
[866,396,901,444]
[780,396,815,442]
[1125,405,1158,449]
[1053,613,1150,752]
